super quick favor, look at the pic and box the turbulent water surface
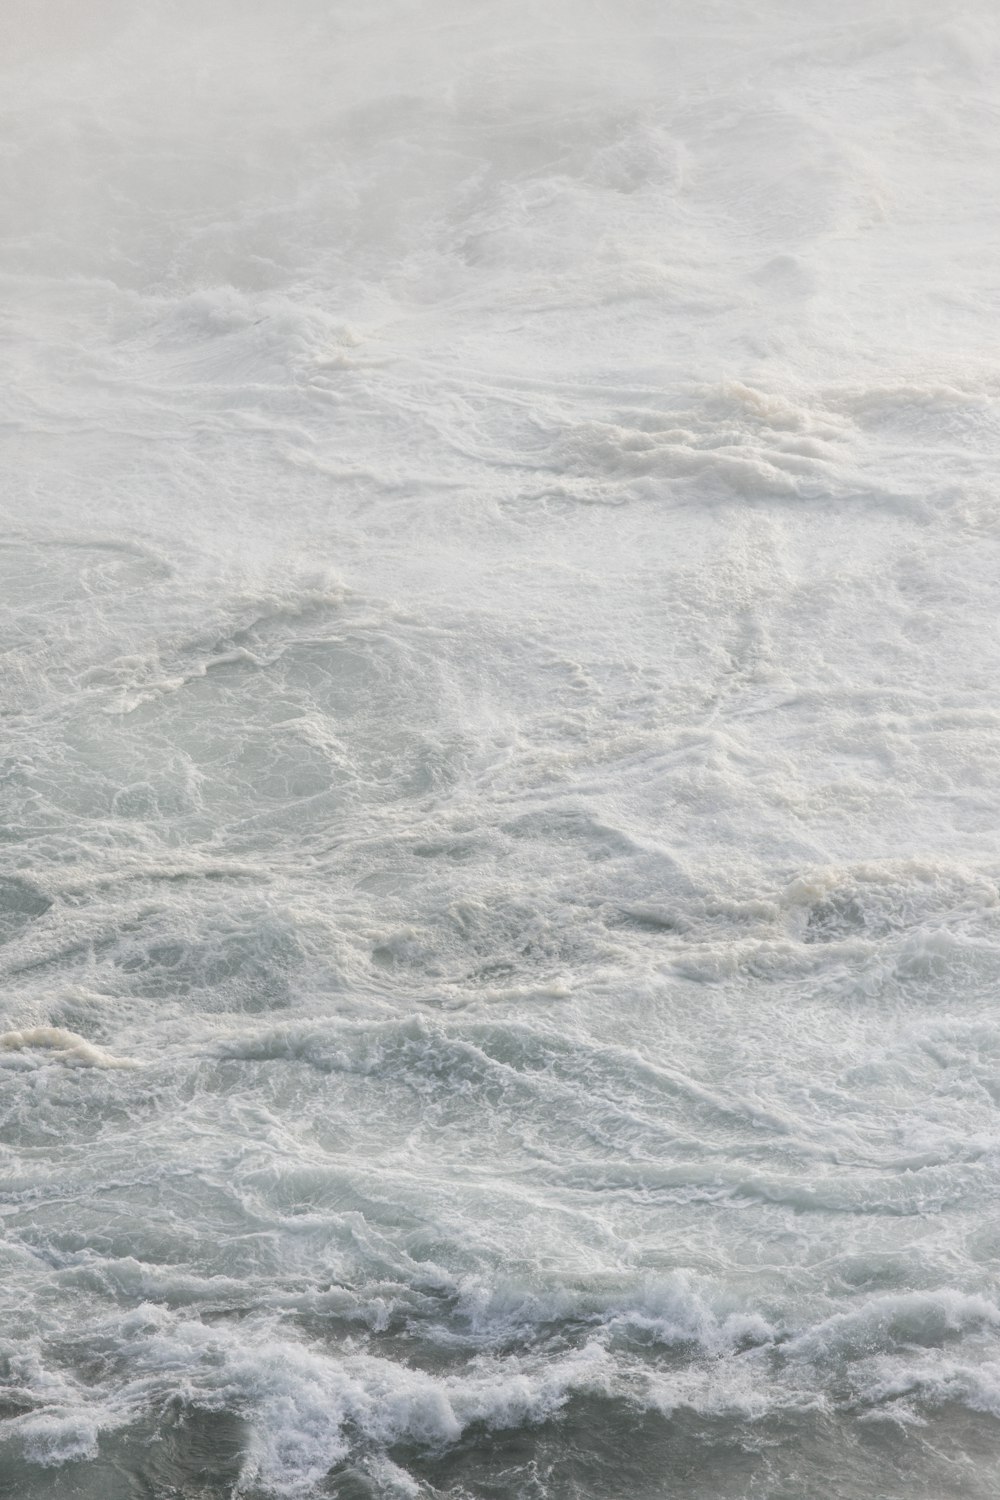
[3,2,1000,1496]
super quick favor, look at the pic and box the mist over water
[3,2,1000,1495]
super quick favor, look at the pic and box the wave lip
[5,1282,1000,1495]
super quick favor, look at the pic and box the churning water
[3,2,1000,1495]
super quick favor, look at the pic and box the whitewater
[2,1,1000,1495]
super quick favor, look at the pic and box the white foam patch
[0,1028,138,1068]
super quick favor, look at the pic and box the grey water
[3,3,1000,1496]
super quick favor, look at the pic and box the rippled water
[3,3,1000,1496]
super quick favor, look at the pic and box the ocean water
[2,2,1000,1495]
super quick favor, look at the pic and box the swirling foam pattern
[3,2,1000,1496]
